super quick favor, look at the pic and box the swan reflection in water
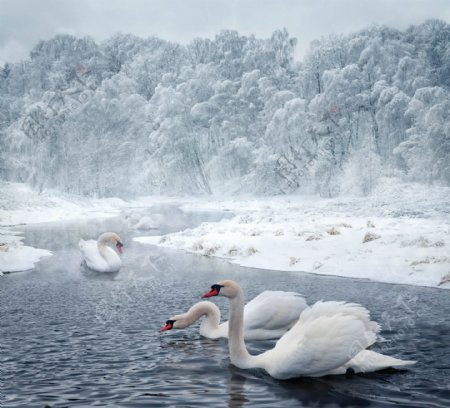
[227,369,249,408]
[227,364,374,408]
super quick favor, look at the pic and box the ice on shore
[135,181,450,289]
[0,230,51,274]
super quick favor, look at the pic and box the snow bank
[0,230,51,274]
[2,179,449,287]
[0,182,127,226]
[135,180,450,289]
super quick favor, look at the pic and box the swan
[132,215,158,230]
[79,232,123,273]
[160,290,308,340]
[202,280,416,379]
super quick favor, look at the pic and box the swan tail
[388,358,417,368]
[343,350,416,374]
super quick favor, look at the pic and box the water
[1,204,449,407]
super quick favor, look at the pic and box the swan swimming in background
[202,280,416,379]
[79,232,123,273]
[160,290,308,340]
[132,215,158,230]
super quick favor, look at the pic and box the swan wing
[243,291,308,332]
[79,239,110,272]
[297,300,380,334]
[219,291,307,340]
[260,302,377,379]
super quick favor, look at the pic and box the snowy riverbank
[2,180,449,288]
[135,179,450,289]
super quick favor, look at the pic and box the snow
[0,229,51,274]
[2,179,449,288]
[135,179,450,289]
[0,182,126,226]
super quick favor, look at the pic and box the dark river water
[1,204,449,407]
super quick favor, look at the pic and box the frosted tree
[395,87,450,184]
[0,21,449,197]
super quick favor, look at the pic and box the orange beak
[160,322,174,332]
[202,288,219,298]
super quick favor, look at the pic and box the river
[1,204,449,407]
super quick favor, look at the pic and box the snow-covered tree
[0,21,449,197]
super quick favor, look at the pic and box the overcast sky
[1,0,449,65]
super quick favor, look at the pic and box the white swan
[132,215,158,230]
[202,280,416,379]
[79,232,123,273]
[160,290,308,340]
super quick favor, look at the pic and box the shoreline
[1,181,449,288]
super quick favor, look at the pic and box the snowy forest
[0,20,449,197]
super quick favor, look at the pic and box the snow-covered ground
[135,179,450,289]
[2,179,449,288]
[0,182,128,274]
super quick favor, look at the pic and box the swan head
[159,301,220,333]
[115,239,124,254]
[110,233,124,254]
[160,319,177,332]
[202,279,240,299]
[159,313,192,331]
[99,232,124,253]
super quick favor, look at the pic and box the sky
[0,0,449,65]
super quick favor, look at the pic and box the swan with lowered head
[79,232,123,273]
[202,280,416,379]
[160,290,308,340]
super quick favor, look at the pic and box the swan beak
[202,288,219,298]
[116,242,124,253]
[160,321,174,332]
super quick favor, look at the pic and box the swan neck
[197,303,221,335]
[97,241,108,258]
[228,291,253,367]
[182,302,220,331]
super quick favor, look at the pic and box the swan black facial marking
[160,319,176,332]
[211,284,224,293]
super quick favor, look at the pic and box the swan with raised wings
[202,280,415,379]
[79,232,123,273]
[160,290,307,340]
